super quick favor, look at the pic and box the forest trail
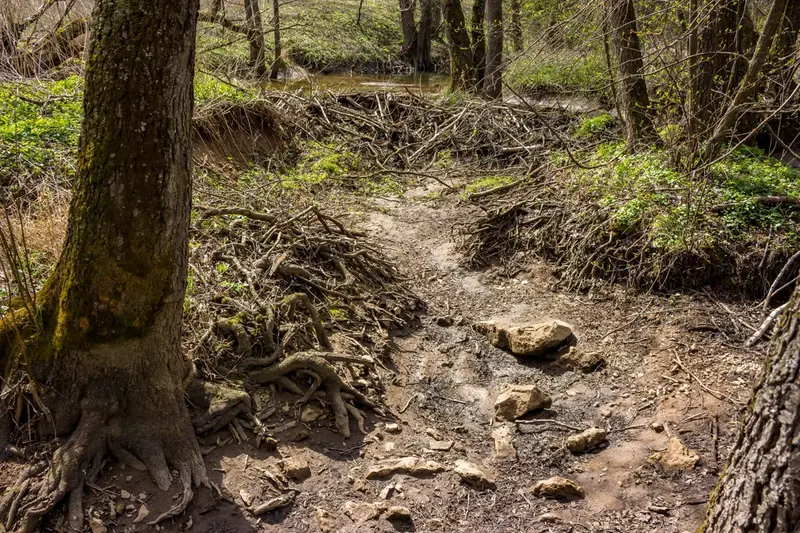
[82,180,760,533]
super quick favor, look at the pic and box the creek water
[262,72,449,93]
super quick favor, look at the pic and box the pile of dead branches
[184,202,423,439]
[260,90,578,170]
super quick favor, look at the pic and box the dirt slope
[72,183,761,533]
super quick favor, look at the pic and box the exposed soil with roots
[0,92,787,532]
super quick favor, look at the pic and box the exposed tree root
[250,351,375,438]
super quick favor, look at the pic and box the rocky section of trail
[71,188,762,533]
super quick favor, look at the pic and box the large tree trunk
[689,0,757,141]
[607,0,658,149]
[270,0,282,79]
[471,0,486,89]
[244,0,267,77]
[399,0,417,63]
[703,287,800,532]
[509,0,523,53]
[442,0,474,91]
[0,0,206,530]
[483,0,503,98]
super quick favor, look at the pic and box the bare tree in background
[509,0,522,53]
[442,0,474,91]
[607,0,658,149]
[270,0,282,79]
[483,0,502,98]
[471,0,486,89]
[244,0,266,76]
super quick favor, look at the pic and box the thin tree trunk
[703,286,800,532]
[399,0,417,63]
[0,0,206,529]
[509,0,523,53]
[415,0,434,71]
[607,0,658,148]
[483,0,503,98]
[704,0,790,161]
[270,0,282,79]
[244,0,267,77]
[442,0,474,91]
[471,0,486,89]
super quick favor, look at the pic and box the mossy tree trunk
[443,0,475,91]
[483,0,503,98]
[471,0,486,88]
[703,286,800,532]
[0,0,206,530]
[244,0,267,77]
[607,0,658,149]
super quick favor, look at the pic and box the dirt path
[81,185,761,533]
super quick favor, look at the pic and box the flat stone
[239,489,255,506]
[492,424,517,461]
[537,513,562,523]
[475,319,574,356]
[531,477,585,500]
[300,403,325,423]
[120,490,131,499]
[386,505,412,521]
[379,485,395,500]
[343,501,387,523]
[453,460,496,490]
[494,385,551,421]
[558,347,604,372]
[429,440,454,452]
[279,456,311,481]
[384,423,401,433]
[565,427,607,454]
[649,437,699,469]
[365,457,446,479]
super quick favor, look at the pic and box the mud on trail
[22,178,756,533]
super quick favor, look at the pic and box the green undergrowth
[0,76,83,192]
[507,51,609,99]
[197,0,430,75]
[463,175,518,197]
[546,142,800,292]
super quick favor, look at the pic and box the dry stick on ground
[672,350,741,405]
[746,302,789,348]
[762,249,800,309]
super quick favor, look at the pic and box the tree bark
[442,0,474,91]
[270,0,282,79]
[607,0,658,149]
[0,0,206,530]
[767,1,800,101]
[509,0,523,53]
[399,0,417,63]
[471,0,486,88]
[703,285,800,532]
[415,0,434,71]
[244,0,267,77]
[483,0,503,98]
[704,0,790,161]
[689,0,757,140]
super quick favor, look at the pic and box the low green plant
[463,175,517,196]
[574,113,615,138]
